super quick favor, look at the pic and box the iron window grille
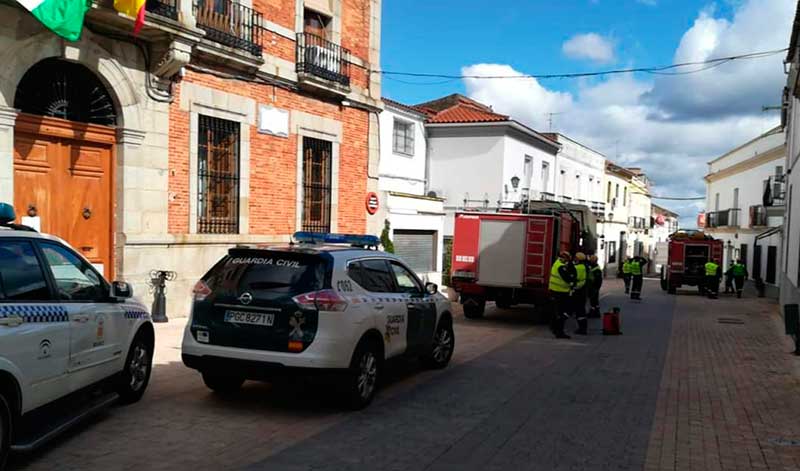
[198,115,240,234]
[392,118,415,155]
[302,137,333,233]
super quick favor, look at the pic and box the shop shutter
[393,230,435,273]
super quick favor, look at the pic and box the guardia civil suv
[0,203,155,470]
[182,232,455,409]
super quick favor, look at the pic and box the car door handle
[0,316,24,327]
[73,315,90,323]
[374,304,385,311]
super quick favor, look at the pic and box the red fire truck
[450,203,596,319]
[659,230,723,294]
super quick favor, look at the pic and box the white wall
[552,134,605,204]
[378,106,427,195]
[706,158,785,223]
[709,130,785,173]
[781,90,800,305]
[427,127,505,211]
[502,130,557,203]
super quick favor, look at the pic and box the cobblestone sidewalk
[646,293,800,471]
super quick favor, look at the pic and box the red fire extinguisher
[603,307,622,335]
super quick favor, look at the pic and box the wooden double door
[13,114,115,277]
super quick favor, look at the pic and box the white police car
[0,203,155,470]
[182,232,455,409]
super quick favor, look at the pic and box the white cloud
[562,33,616,64]
[460,0,790,227]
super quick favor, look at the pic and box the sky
[380,0,793,227]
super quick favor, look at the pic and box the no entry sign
[366,192,379,215]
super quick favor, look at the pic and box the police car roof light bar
[0,202,37,232]
[293,231,381,248]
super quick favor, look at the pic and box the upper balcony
[296,32,352,93]
[706,208,741,229]
[193,0,263,57]
[629,216,648,230]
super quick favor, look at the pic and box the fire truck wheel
[668,286,676,294]
[463,297,486,319]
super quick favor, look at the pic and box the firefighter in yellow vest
[629,256,648,300]
[549,251,577,339]
[587,255,603,318]
[573,252,589,335]
[622,258,633,294]
[704,260,721,299]
[732,259,748,298]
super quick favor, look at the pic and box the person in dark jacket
[629,256,649,300]
[724,261,735,294]
[587,254,603,318]
[732,259,748,298]
[549,251,577,339]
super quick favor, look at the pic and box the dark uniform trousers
[630,275,643,299]
[623,274,631,294]
[550,292,572,335]
[573,287,587,320]
[705,276,720,298]
[588,287,600,316]
[734,276,745,297]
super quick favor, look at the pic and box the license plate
[224,310,275,327]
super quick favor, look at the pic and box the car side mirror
[111,281,133,299]
[425,282,438,296]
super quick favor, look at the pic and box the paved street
[9,279,800,471]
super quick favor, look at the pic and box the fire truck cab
[659,230,723,294]
[449,203,596,319]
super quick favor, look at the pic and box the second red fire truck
[659,230,723,294]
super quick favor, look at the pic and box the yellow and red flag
[114,0,146,34]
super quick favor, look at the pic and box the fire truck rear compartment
[684,245,710,277]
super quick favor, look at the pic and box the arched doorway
[13,58,118,277]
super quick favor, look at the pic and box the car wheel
[463,296,485,319]
[0,393,10,471]
[116,334,153,404]
[202,372,245,394]
[424,319,455,369]
[343,339,381,410]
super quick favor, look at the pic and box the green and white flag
[16,0,88,41]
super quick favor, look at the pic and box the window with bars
[392,118,415,155]
[302,136,333,232]
[198,115,240,234]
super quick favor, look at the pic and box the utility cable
[372,47,788,81]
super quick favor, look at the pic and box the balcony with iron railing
[590,201,606,217]
[750,205,768,227]
[193,0,263,56]
[629,216,648,230]
[706,208,741,228]
[296,32,351,88]
[540,192,557,202]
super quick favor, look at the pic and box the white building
[600,162,654,274]
[377,99,445,285]
[651,204,680,274]
[420,94,561,235]
[544,132,608,264]
[783,7,800,307]
[704,126,785,294]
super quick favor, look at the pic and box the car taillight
[292,289,348,312]
[193,280,212,301]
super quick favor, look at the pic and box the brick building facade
[0,0,382,317]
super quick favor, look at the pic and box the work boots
[575,318,588,335]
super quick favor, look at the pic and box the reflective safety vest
[732,263,746,277]
[575,263,587,289]
[591,265,603,282]
[705,262,719,276]
[622,261,632,274]
[630,260,642,276]
[549,260,571,293]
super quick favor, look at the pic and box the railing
[749,205,768,227]
[590,201,606,216]
[194,0,263,56]
[540,192,557,202]
[629,216,648,229]
[296,32,351,87]
[146,0,178,19]
[706,208,741,228]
